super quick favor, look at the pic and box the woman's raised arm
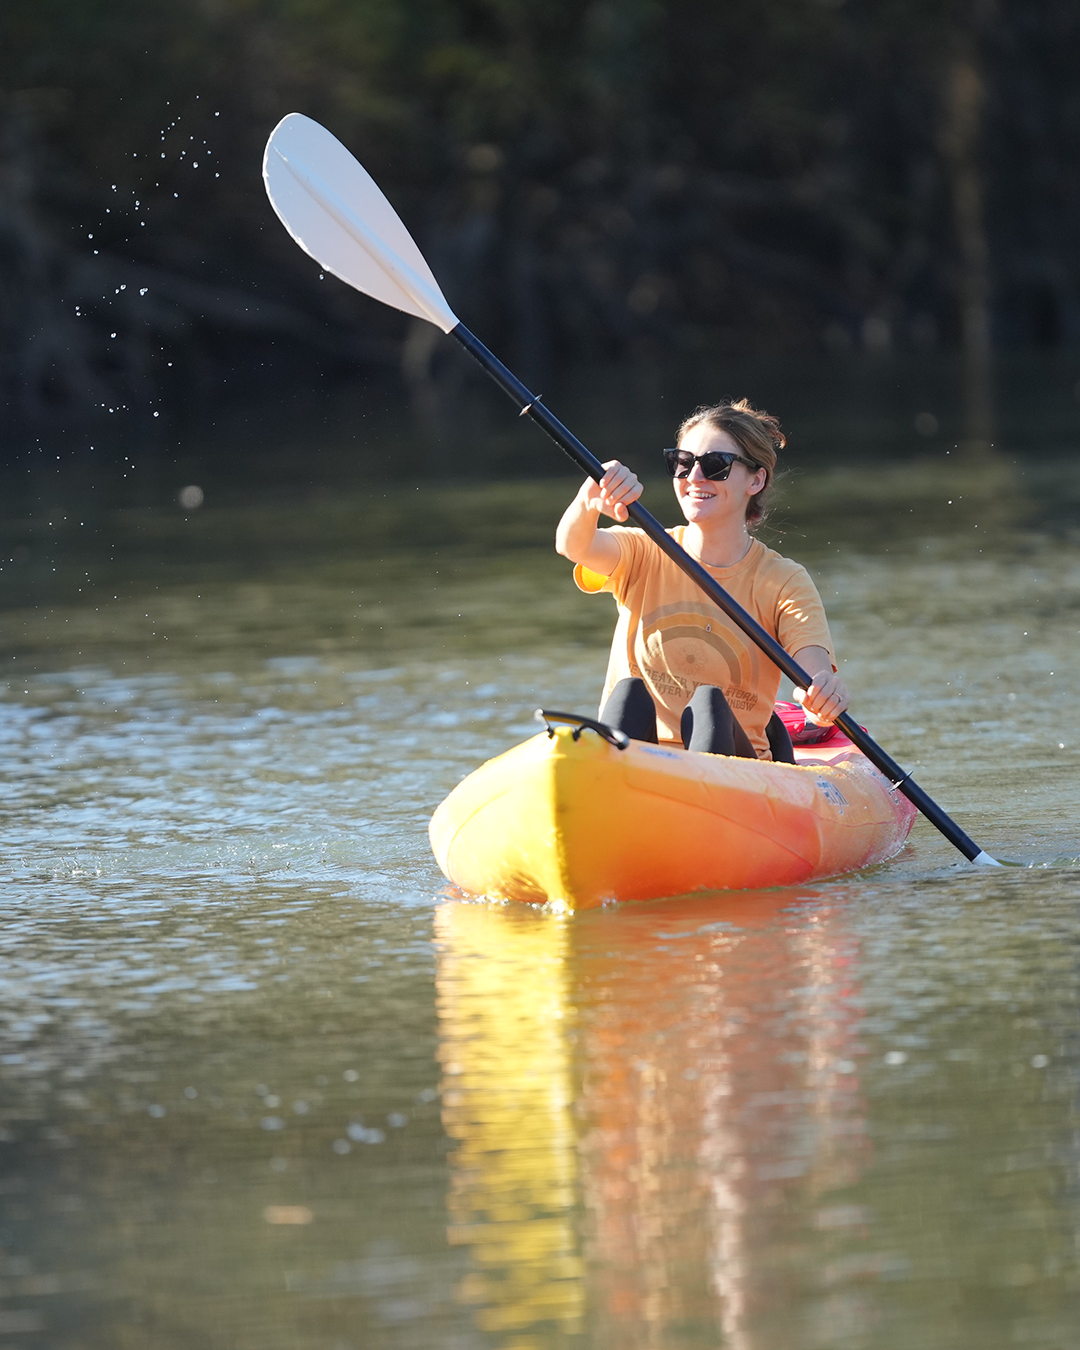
[555,461,642,574]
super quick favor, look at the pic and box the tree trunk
[939,15,994,457]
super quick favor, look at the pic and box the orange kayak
[429,714,916,909]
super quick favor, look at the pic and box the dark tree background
[2,0,1078,442]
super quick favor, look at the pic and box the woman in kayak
[555,398,849,761]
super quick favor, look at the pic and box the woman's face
[674,423,766,528]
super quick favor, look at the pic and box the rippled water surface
[2,418,1080,1348]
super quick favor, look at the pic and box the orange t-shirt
[574,527,835,757]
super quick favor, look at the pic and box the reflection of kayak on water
[434,883,871,1343]
[429,706,916,909]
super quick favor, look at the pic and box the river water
[2,372,1080,1349]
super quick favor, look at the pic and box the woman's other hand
[791,653,849,726]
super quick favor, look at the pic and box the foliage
[0,0,1078,431]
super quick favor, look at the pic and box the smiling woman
[554,399,850,761]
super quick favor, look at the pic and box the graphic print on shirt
[638,600,763,713]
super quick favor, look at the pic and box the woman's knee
[600,677,657,743]
[681,685,756,758]
[765,711,795,764]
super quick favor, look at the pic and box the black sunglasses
[662,448,759,481]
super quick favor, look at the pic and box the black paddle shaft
[451,322,989,864]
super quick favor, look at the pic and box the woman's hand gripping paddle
[262,112,1001,867]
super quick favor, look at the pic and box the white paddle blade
[263,113,458,333]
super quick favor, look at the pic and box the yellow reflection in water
[435,901,583,1347]
[435,893,868,1350]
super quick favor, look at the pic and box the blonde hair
[676,399,785,527]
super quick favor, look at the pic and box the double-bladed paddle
[262,112,1000,867]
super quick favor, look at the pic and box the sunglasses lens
[700,452,736,480]
[662,450,693,477]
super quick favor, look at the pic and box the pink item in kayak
[773,700,846,746]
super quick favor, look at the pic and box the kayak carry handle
[536,709,630,750]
